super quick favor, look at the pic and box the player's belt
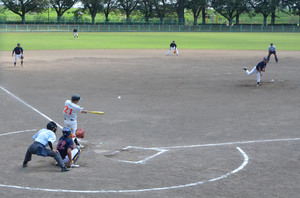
[64,118,75,121]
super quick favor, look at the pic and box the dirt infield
[0,49,299,198]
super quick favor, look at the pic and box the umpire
[267,43,278,63]
[22,121,70,172]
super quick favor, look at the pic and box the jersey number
[64,106,73,115]
[57,140,66,150]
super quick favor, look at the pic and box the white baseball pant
[167,47,178,55]
[63,148,80,164]
[15,54,22,63]
[245,66,260,83]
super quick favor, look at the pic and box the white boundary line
[0,85,63,129]
[0,146,248,193]
[115,146,169,164]
[0,129,36,136]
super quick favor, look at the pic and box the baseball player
[57,127,81,168]
[73,28,78,39]
[267,43,278,63]
[243,57,268,86]
[167,40,178,56]
[12,43,24,67]
[22,121,70,172]
[63,94,87,147]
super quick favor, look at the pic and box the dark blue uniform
[170,43,177,48]
[13,47,23,55]
[256,61,267,71]
[57,136,74,159]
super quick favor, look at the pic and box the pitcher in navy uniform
[243,57,268,86]
[12,43,24,67]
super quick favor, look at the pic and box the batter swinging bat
[88,111,104,115]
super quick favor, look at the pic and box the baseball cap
[263,57,268,60]
[270,43,273,45]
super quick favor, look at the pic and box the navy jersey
[256,61,267,71]
[73,29,77,32]
[13,47,23,55]
[57,136,74,159]
[170,43,177,48]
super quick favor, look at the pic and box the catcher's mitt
[21,55,24,59]
[174,51,176,54]
[75,128,85,138]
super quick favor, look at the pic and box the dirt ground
[0,49,299,198]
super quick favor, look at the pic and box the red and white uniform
[63,100,83,133]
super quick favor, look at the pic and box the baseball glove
[75,128,85,138]
[21,55,24,59]
[174,51,176,54]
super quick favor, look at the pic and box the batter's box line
[108,146,169,164]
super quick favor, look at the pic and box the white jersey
[63,100,83,121]
[268,46,276,52]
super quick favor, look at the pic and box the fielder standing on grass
[267,43,278,63]
[73,27,79,39]
[167,40,178,56]
[243,57,268,86]
[22,121,70,172]
[63,94,87,148]
[12,43,24,67]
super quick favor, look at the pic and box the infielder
[167,40,178,56]
[22,121,70,172]
[63,94,87,147]
[57,127,81,168]
[73,28,79,39]
[243,57,268,86]
[12,43,24,67]
[267,43,278,63]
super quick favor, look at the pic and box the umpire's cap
[47,121,57,132]
[71,94,81,102]
[270,43,273,45]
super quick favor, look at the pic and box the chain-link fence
[1,24,300,32]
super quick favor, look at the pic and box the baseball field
[0,32,299,198]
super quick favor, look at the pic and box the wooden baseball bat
[87,111,104,115]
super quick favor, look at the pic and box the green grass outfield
[0,32,299,51]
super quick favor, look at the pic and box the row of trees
[1,0,300,25]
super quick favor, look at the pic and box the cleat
[71,164,80,168]
[22,163,27,168]
[61,167,70,172]
[243,67,247,71]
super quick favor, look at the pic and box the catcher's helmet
[71,94,81,102]
[47,121,57,132]
[62,127,72,137]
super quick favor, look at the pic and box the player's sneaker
[14,62,16,67]
[22,163,28,168]
[243,67,247,71]
[21,61,23,67]
[61,167,70,172]
[71,164,80,168]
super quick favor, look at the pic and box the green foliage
[0,32,299,51]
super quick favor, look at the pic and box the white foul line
[0,147,248,193]
[0,85,63,129]
[0,129,36,137]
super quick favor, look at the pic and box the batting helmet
[47,121,57,132]
[62,127,72,137]
[71,94,81,102]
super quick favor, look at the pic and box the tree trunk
[160,17,164,24]
[202,8,206,24]
[194,17,197,26]
[21,15,25,24]
[178,0,185,25]
[263,15,267,26]
[126,12,130,23]
[92,16,95,25]
[271,12,275,25]
[228,18,232,26]
[105,13,109,22]
[236,13,240,25]
[57,15,62,23]
[145,17,149,23]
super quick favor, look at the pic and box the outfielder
[167,40,178,56]
[243,57,268,86]
[267,43,278,63]
[63,94,87,147]
[12,43,24,67]
[73,28,79,39]
[57,127,81,168]
[22,121,70,172]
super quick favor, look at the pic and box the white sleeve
[48,133,56,144]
